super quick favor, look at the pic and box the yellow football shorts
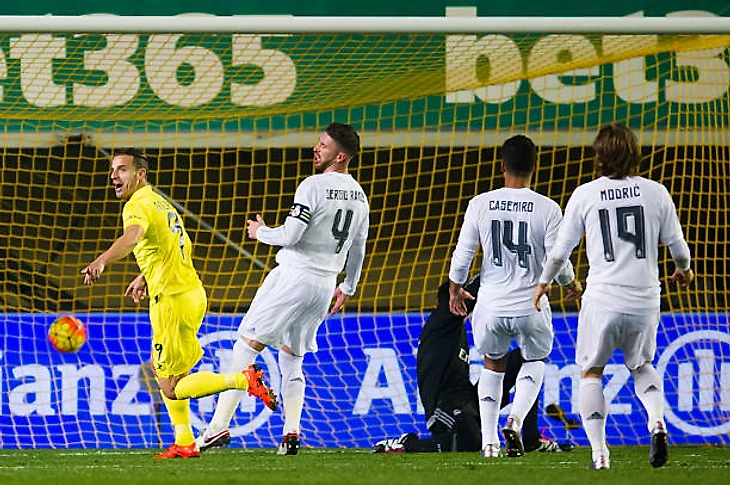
[149,286,207,378]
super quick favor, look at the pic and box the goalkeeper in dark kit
[372,274,574,454]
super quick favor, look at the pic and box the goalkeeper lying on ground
[372,274,569,453]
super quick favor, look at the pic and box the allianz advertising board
[1,312,729,448]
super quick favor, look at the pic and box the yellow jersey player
[82,148,278,459]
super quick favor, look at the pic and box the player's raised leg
[153,292,277,458]
[149,289,205,459]
[162,362,277,415]
[196,338,267,450]
[156,363,276,458]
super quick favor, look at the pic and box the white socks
[207,339,260,435]
[631,364,666,433]
[478,368,504,447]
[279,352,305,435]
[509,361,545,425]
[580,377,608,459]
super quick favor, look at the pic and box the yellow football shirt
[122,185,202,298]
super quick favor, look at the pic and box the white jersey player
[196,123,369,456]
[448,135,580,459]
[535,123,694,470]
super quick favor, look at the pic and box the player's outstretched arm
[82,224,144,285]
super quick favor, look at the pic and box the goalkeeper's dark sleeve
[417,275,478,419]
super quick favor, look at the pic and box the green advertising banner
[0,2,728,135]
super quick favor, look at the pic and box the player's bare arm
[670,267,695,289]
[448,280,474,317]
[330,287,349,315]
[125,273,148,304]
[246,214,266,239]
[564,279,583,301]
[535,254,574,311]
[533,283,551,312]
[82,224,144,285]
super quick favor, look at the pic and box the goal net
[0,14,728,449]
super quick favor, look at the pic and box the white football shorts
[471,298,554,361]
[238,265,336,356]
[576,300,659,371]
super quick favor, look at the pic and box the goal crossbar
[0,15,727,34]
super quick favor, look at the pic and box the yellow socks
[161,393,194,446]
[174,372,248,400]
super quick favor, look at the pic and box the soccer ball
[48,315,87,353]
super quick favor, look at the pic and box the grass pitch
[0,446,727,485]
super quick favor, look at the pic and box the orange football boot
[242,364,279,411]
[154,442,201,459]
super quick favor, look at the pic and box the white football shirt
[542,176,689,314]
[256,171,369,295]
[449,187,569,316]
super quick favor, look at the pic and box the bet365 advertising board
[0,1,727,131]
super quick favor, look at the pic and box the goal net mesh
[1,27,728,448]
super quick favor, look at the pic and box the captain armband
[287,203,311,224]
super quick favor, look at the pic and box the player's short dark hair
[501,134,536,176]
[112,147,150,171]
[325,123,360,158]
[593,123,641,179]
